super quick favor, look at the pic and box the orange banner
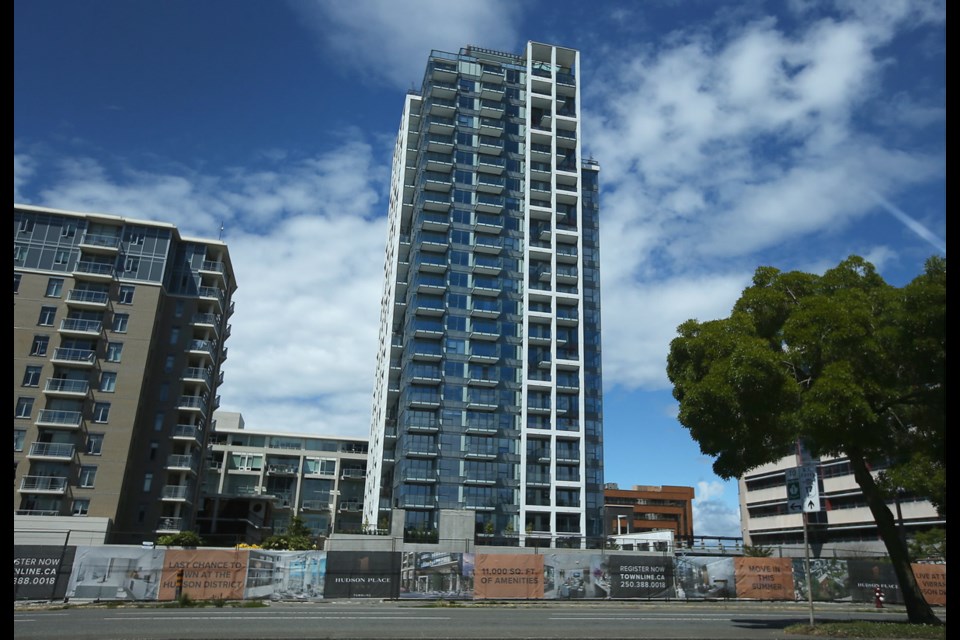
[158,549,248,601]
[912,563,946,606]
[473,554,544,599]
[734,557,794,600]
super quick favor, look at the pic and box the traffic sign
[785,464,820,513]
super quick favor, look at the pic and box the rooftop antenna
[218,221,224,241]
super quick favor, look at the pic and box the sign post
[786,461,820,626]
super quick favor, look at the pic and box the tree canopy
[667,255,944,624]
[260,516,316,551]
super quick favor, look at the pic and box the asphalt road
[14,599,942,640]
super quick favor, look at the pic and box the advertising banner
[14,545,76,601]
[604,554,675,599]
[675,556,735,599]
[158,549,248,601]
[911,563,946,606]
[543,553,607,599]
[324,551,400,598]
[846,560,899,604]
[65,545,165,601]
[244,550,326,601]
[473,554,544,599]
[734,557,794,600]
[793,558,852,602]
[399,552,473,599]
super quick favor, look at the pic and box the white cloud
[588,6,944,395]
[694,480,742,538]
[290,0,522,90]
[19,137,389,438]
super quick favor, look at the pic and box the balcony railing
[44,378,90,395]
[28,442,76,459]
[162,485,192,500]
[166,454,196,470]
[74,261,115,277]
[20,476,69,493]
[51,348,96,364]
[156,516,184,532]
[66,289,109,305]
[36,410,83,427]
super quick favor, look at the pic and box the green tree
[260,516,315,550]
[666,256,944,625]
[156,531,204,547]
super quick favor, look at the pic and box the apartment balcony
[464,446,497,460]
[20,475,69,494]
[161,484,193,501]
[556,307,579,325]
[166,454,198,473]
[423,151,453,171]
[58,317,103,338]
[405,422,440,434]
[417,254,448,273]
[479,99,504,118]
[477,155,506,174]
[181,367,213,389]
[476,175,505,194]
[473,233,502,251]
[341,468,366,480]
[43,377,90,398]
[15,508,63,517]
[426,97,456,116]
[556,265,579,284]
[478,116,504,137]
[65,289,109,309]
[173,423,203,441]
[555,245,578,263]
[421,211,450,232]
[156,517,185,534]
[338,500,363,513]
[425,133,454,153]
[36,409,83,430]
[78,232,121,254]
[188,339,217,363]
[200,260,227,287]
[479,83,504,100]
[529,142,553,160]
[301,499,332,512]
[471,255,502,275]
[526,473,551,487]
[421,192,452,212]
[198,286,225,313]
[480,63,504,83]
[177,395,210,416]
[190,311,221,331]
[73,260,116,281]
[267,463,300,476]
[426,115,455,134]
[27,442,76,461]
[470,300,501,318]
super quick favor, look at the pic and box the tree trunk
[848,451,941,625]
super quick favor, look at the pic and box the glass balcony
[66,289,109,307]
[73,260,115,280]
[44,378,90,396]
[20,476,69,493]
[162,484,192,500]
[156,516,185,533]
[36,410,83,429]
[59,318,102,336]
[78,232,121,252]
[27,442,76,460]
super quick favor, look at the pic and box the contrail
[868,190,946,255]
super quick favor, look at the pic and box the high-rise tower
[364,42,603,549]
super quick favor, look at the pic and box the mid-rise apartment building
[198,412,369,545]
[14,204,236,544]
[739,454,944,555]
[363,42,604,548]
[603,484,695,541]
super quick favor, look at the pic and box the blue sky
[14,0,945,537]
